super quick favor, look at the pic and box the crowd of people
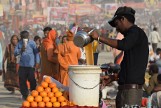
[0,25,84,101]
[0,5,161,108]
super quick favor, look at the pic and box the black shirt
[117,25,149,85]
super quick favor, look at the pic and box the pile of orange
[22,76,75,108]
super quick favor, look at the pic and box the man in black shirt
[91,6,149,107]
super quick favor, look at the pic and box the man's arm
[143,77,155,95]
[91,30,118,48]
[33,42,40,66]
[91,30,139,51]
[14,42,24,56]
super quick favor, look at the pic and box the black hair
[117,14,135,24]
[153,27,158,31]
[43,27,52,32]
[34,35,41,42]
[10,35,19,44]
[149,64,159,74]
[156,48,161,54]
[123,14,135,24]
[62,35,67,43]
[157,74,161,83]
[20,31,29,39]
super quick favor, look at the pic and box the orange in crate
[43,96,50,102]
[38,101,45,107]
[46,102,53,107]
[45,87,51,93]
[53,101,61,107]
[44,76,51,83]
[49,82,56,88]
[35,96,42,102]
[48,92,54,98]
[40,91,47,97]
[55,91,62,97]
[27,95,34,102]
[41,81,48,88]
[58,96,66,102]
[68,101,75,106]
[52,87,59,93]
[31,90,38,97]
[22,101,30,107]
[30,101,37,107]
[36,86,44,92]
[61,101,68,107]
[50,96,57,103]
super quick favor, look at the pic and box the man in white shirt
[149,27,161,52]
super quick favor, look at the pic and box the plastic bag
[43,75,69,91]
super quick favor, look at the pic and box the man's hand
[101,74,118,86]
[21,45,26,52]
[90,30,100,40]
[35,63,39,71]
[82,27,100,40]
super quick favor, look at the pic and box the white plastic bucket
[68,65,101,107]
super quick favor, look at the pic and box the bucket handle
[68,72,100,89]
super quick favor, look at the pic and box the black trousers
[18,66,36,99]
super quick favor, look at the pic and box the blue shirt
[14,40,40,67]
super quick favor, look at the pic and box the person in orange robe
[55,30,81,86]
[39,30,59,84]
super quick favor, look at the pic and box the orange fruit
[44,76,51,83]
[43,96,50,102]
[49,83,56,88]
[61,101,68,107]
[41,81,48,88]
[35,96,43,102]
[22,101,30,107]
[52,87,59,93]
[38,101,45,107]
[46,102,53,107]
[27,95,34,102]
[53,102,60,107]
[68,101,75,106]
[31,101,37,107]
[47,92,54,98]
[55,91,62,97]
[36,86,44,92]
[45,87,51,93]
[31,90,39,97]
[50,97,57,103]
[58,96,65,102]
[40,91,47,97]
